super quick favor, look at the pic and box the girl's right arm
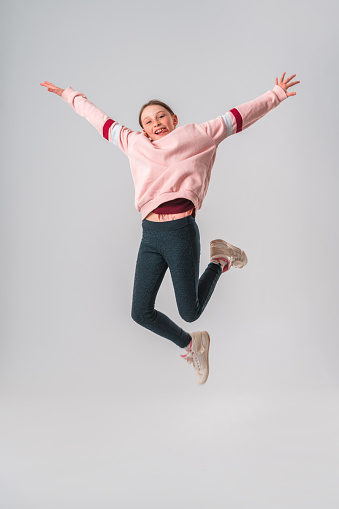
[40,81,131,150]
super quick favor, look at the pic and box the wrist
[273,84,288,101]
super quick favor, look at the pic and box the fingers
[279,72,299,85]
[40,81,56,88]
[285,73,297,83]
[40,81,63,95]
[279,72,297,84]
[277,72,300,96]
[286,80,300,88]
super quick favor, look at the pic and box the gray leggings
[131,215,222,348]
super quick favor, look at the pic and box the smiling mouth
[154,128,168,135]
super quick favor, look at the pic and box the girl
[40,73,299,384]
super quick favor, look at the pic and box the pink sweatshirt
[61,84,287,219]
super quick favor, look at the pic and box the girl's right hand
[40,81,65,96]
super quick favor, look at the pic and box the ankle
[211,258,229,271]
[185,339,193,352]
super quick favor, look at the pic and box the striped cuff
[111,124,122,146]
[102,119,122,146]
[221,113,233,137]
[103,119,115,140]
[229,108,242,133]
[221,109,242,135]
[222,108,242,135]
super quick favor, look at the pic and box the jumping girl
[40,72,299,384]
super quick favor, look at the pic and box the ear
[173,114,178,126]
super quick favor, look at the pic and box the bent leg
[131,239,191,348]
[166,221,222,323]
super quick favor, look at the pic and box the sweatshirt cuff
[61,86,75,103]
[273,84,288,102]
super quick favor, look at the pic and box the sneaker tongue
[181,350,193,360]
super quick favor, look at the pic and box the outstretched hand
[40,81,65,96]
[275,72,300,97]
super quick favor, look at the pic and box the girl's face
[141,105,178,141]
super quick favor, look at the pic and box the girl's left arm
[221,73,300,138]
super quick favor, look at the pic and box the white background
[1,0,338,507]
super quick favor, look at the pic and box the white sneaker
[210,239,248,270]
[181,331,210,384]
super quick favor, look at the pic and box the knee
[131,304,153,326]
[131,305,143,325]
[178,308,199,323]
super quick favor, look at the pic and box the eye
[159,115,165,118]
[146,121,151,124]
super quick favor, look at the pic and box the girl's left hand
[275,72,300,97]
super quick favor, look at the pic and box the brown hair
[139,100,175,128]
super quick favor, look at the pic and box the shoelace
[181,350,194,364]
[181,348,203,373]
[193,354,202,373]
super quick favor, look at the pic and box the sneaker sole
[210,239,248,269]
